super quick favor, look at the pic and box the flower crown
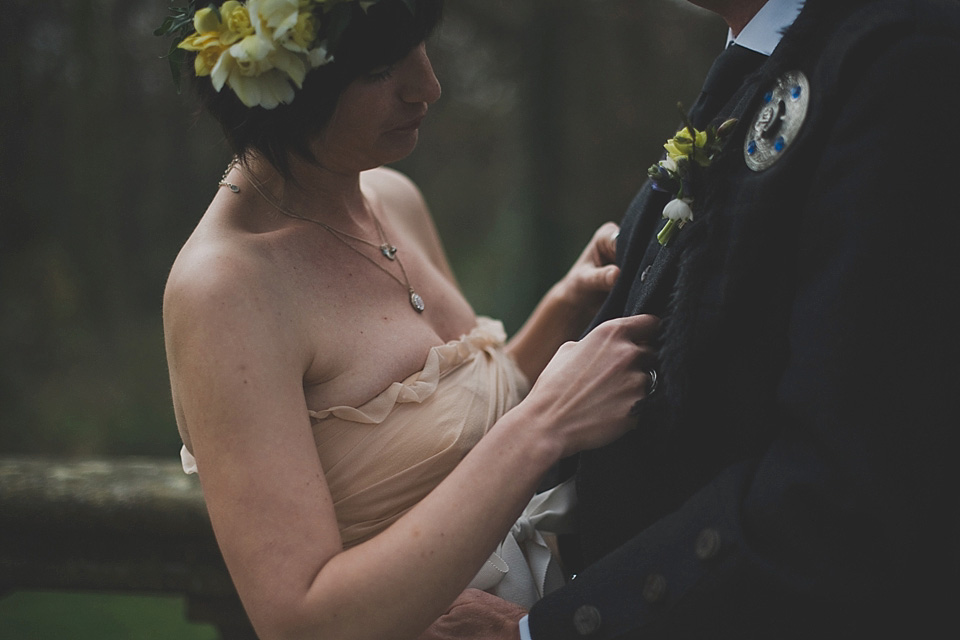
[156,0,413,109]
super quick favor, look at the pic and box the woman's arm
[165,250,655,640]
[506,223,620,382]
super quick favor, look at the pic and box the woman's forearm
[274,401,561,640]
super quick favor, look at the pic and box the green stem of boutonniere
[657,219,679,246]
[657,198,694,247]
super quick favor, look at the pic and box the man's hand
[418,589,527,640]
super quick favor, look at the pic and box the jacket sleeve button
[695,527,722,561]
[641,573,667,604]
[573,604,602,635]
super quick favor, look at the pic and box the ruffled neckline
[308,317,508,425]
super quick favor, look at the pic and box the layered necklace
[219,159,425,313]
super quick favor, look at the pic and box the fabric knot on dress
[511,512,538,542]
[467,477,578,609]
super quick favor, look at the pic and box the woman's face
[314,42,442,172]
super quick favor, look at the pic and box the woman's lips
[391,115,425,132]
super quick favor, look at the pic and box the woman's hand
[552,221,621,322]
[511,314,660,459]
[505,222,621,382]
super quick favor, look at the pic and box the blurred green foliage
[0,0,722,458]
[0,591,217,639]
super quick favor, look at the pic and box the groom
[425,0,960,638]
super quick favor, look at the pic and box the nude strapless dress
[181,317,571,608]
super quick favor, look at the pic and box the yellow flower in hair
[289,11,317,50]
[255,0,301,38]
[205,0,313,108]
[191,2,252,45]
[178,2,252,77]
[162,0,382,109]
[187,36,228,77]
[178,26,225,77]
[224,2,256,39]
[191,7,221,35]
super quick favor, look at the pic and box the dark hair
[193,0,444,176]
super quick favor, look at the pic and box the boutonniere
[647,106,738,246]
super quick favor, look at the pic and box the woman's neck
[239,153,376,231]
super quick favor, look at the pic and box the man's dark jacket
[529,0,960,637]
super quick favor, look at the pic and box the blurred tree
[0,0,722,457]
[1,0,224,455]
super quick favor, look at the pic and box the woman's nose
[401,43,441,105]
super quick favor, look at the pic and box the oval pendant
[410,291,425,313]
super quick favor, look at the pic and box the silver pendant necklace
[221,159,425,313]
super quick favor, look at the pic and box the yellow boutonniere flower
[664,128,710,166]
[647,108,739,246]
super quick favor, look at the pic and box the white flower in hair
[257,0,301,37]
[166,0,401,108]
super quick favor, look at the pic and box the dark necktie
[688,43,768,128]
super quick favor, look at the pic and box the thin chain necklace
[221,159,425,313]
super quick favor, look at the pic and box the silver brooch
[744,70,810,171]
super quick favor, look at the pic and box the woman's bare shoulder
[361,166,429,215]
[167,226,263,306]
[361,167,457,279]
[162,218,298,351]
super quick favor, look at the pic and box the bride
[161,1,658,638]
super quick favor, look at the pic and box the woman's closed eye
[366,65,395,82]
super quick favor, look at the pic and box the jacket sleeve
[528,15,960,640]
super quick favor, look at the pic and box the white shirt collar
[726,0,806,56]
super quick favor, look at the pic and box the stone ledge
[0,456,256,639]
[0,457,208,535]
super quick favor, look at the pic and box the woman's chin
[381,130,421,162]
